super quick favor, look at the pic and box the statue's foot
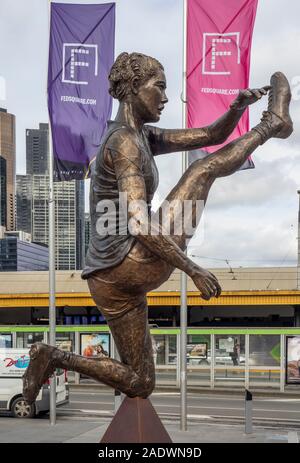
[267,71,293,138]
[23,343,57,404]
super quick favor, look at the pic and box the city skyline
[0,0,299,268]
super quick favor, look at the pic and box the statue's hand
[191,268,222,300]
[230,86,271,110]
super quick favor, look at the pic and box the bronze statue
[23,52,293,402]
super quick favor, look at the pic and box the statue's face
[134,68,168,123]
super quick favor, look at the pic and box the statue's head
[108,52,168,123]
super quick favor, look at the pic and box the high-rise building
[76,180,85,270]
[84,212,90,258]
[16,175,32,235]
[31,175,84,270]
[17,123,85,270]
[26,123,49,175]
[0,108,16,231]
[0,156,7,228]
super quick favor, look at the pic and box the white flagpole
[47,0,56,426]
[180,0,188,432]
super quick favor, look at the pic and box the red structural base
[100,396,172,443]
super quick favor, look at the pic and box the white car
[0,348,69,418]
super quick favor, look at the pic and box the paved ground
[0,416,298,443]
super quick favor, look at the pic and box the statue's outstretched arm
[146,86,270,155]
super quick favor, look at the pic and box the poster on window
[286,336,300,384]
[56,339,73,352]
[189,343,208,358]
[80,333,110,358]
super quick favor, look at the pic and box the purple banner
[48,2,115,181]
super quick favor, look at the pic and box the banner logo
[202,33,240,76]
[62,43,98,85]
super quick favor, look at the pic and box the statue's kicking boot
[268,71,293,138]
[23,342,58,404]
[253,71,293,143]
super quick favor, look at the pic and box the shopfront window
[249,335,280,366]
[152,334,177,365]
[0,333,12,348]
[215,335,245,366]
[16,332,44,348]
[214,335,245,383]
[249,334,281,385]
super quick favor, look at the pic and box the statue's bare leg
[23,301,155,403]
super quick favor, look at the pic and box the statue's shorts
[87,243,173,321]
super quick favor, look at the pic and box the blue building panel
[0,237,48,271]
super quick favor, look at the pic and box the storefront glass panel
[16,332,44,348]
[152,334,177,384]
[214,334,245,383]
[187,334,211,385]
[0,333,12,348]
[249,335,280,385]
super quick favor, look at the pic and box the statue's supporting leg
[23,303,155,403]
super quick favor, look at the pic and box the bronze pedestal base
[100,396,172,443]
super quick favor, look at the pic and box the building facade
[0,236,48,271]
[16,123,85,270]
[0,267,299,391]
[0,156,6,228]
[84,212,90,258]
[31,175,84,270]
[0,108,16,231]
[16,175,32,235]
[26,123,49,175]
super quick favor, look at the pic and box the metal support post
[180,0,188,432]
[280,334,285,393]
[245,389,253,434]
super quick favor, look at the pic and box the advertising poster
[286,336,300,384]
[189,343,208,358]
[56,339,73,352]
[80,333,110,358]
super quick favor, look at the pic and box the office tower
[16,175,32,235]
[26,123,49,175]
[0,156,6,227]
[31,175,84,270]
[0,108,16,230]
[20,123,85,270]
[84,212,90,258]
[76,180,85,269]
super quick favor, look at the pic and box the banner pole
[180,0,188,432]
[47,0,56,426]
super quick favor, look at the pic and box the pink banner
[187,0,258,161]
